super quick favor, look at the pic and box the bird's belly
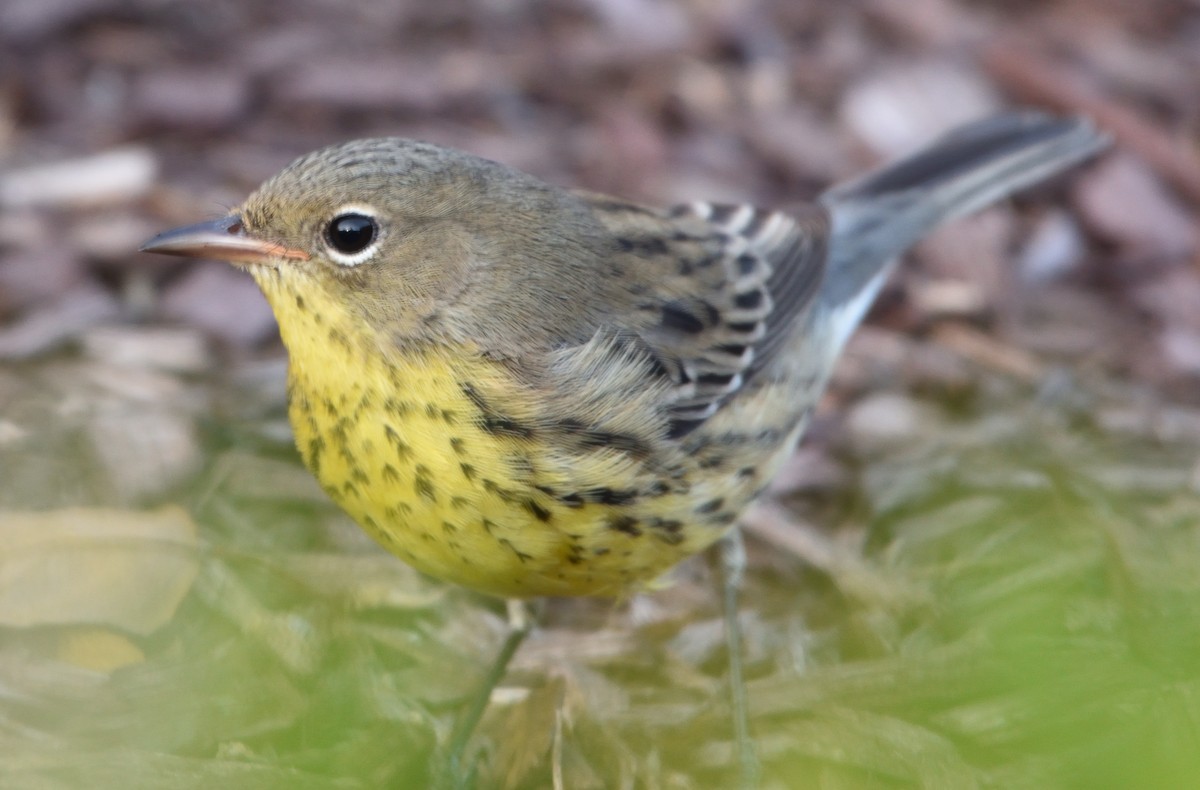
[285,348,734,598]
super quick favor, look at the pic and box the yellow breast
[254,271,734,598]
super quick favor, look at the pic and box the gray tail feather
[818,113,1109,310]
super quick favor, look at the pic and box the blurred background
[1,0,1199,787]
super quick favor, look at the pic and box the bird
[142,112,1107,786]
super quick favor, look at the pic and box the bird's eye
[324,211,380,265]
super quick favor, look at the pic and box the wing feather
[646,201,828,436]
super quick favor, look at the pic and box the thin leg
[717,529,761,790]
[441,599,533,789]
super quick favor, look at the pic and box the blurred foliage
[2,377,1197,789]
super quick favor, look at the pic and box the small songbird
[143,113,1106,783]
[142,113,1105,598]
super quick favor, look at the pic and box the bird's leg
[716,529,761,789]
[442,598,533,789]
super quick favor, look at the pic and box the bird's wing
[544,197,829,441]
[648,202,828,436]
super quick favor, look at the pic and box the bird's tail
[815,113,1107,353]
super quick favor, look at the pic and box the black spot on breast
[499,538,532,562]
[385,397,411,416]
[583,487,639,506]
[442,521,459,535]
[524,498,553,522]
[449,437,465,455]
[648,518,685,545]
[727,321,759,334]
[425,403,440,419]
[607,515,642,537]
[559,492,585,508]
[331,421,351,454]
[328,327,352,351]
[557,418,651,459]
[382,464,400,483]
[414,469,436,503]
[508,454,534,478]
[294,295,306,311]
[460,382,535,439]
[482,479,516,503]
[351,467,370,485]
[306,437,325,474]
[384,425,412,458]
[460,463,476,481]
[697,497,725,514]
[450,496,469,510]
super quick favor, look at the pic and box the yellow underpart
[255,269,727,598]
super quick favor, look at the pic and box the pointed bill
[140,216,309,265]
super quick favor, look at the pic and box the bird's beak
[139,215,309,265]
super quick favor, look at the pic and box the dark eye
[325,213,378,255]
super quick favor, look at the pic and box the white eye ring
[323,205,383,267]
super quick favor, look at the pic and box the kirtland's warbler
[143,114,1104,601]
